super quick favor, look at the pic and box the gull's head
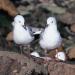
[14,15,25,26]
[47,17,56,25]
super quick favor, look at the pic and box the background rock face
[0,0,18,16]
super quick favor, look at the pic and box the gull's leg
[27,44,32,54]
[22,45,32,55]
[44,49,48,65]
[19,45,23,55]
[55,49,58,53]
[44,49,49,73]
[45,49,47,58]
[55,49,59,60]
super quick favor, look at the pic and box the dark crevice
[31,69,48,75]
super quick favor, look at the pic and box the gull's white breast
[39,25,62,50]
[13,25,34,45]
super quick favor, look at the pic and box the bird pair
[12,15,66,61]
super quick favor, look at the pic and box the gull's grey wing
[39,29,45,40]
[26,25,44,37]
[26,26,34,37]
[28,26,44,35]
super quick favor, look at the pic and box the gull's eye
[19,21,21,23]
[51,21,53,23]
[58,55,60,56]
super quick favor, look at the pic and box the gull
[12,15,34,54]
[39,17,66,61]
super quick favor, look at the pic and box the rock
[67,46,75,59]
[0,0,18,16]
[39,0,52,3]
[47,46,67,61]
[38,2,66,14]
[48,61,75,75]
[70,24,75,32]
[67,5,75,13]
[54,0,75,9]
[0,50,47,75]
[6,32,13,48]
[58,12,75,24]
[17,5,34,15]
[6,32,13,41]
[47,46,64,58]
